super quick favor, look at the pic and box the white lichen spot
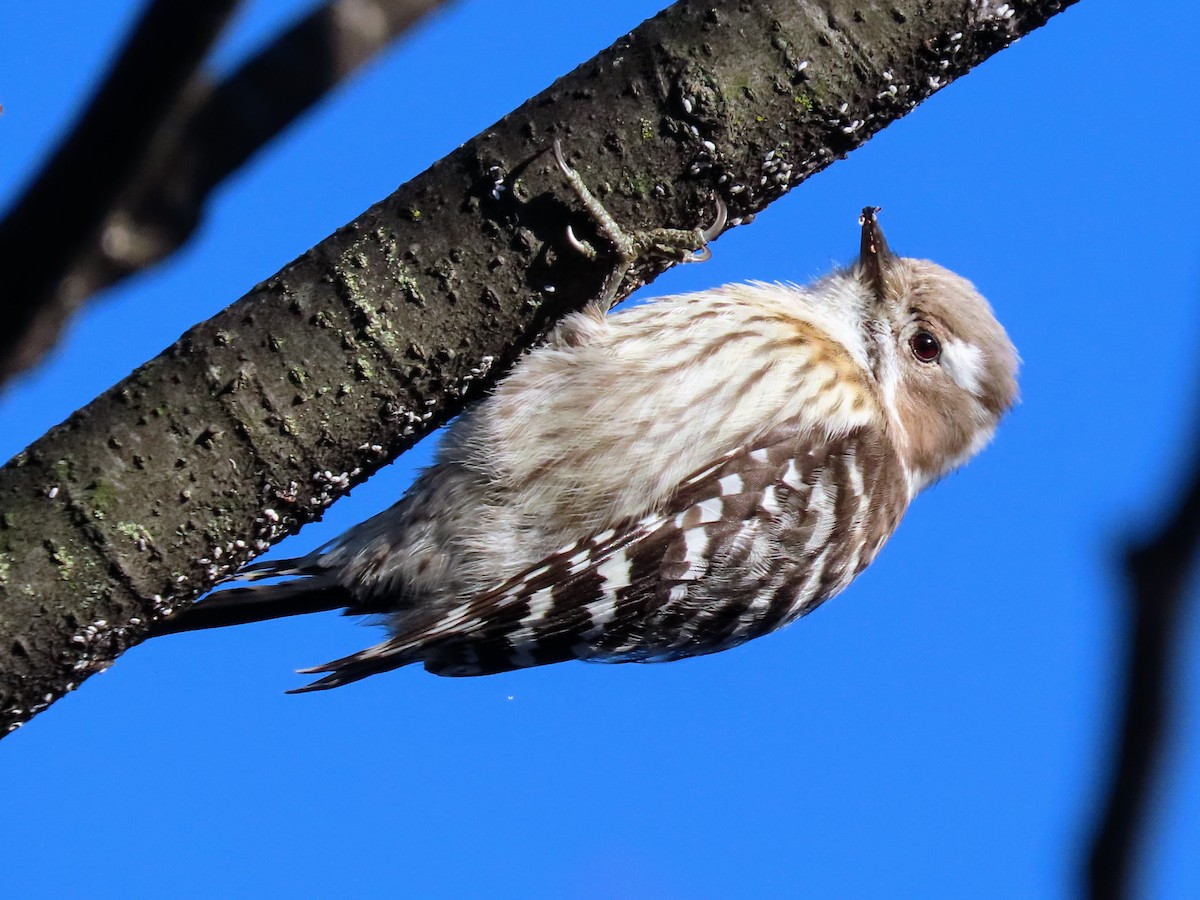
[488,165,506,200]
[968,0,1019,28]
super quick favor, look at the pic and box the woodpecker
[158,151,1018,692]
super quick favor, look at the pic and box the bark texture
[0,0,1079,733]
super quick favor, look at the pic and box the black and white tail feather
[152,560,350,636]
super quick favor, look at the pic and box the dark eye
[909,330,941,363]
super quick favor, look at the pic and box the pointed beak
[858,206,894,301]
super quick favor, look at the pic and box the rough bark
[0,0,1079,734]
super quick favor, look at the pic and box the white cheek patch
[939,338,986,397]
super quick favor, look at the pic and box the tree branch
[0,0,241,383]
[0,0,452,388]
[0,0,1080,735]
[1085,408,1200,898]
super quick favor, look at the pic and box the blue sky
[2,1,1198,897]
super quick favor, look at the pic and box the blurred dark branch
[190,0,449,187]
[0,0,450,388]
[59,0,452,326]
[1086,421,1200,898]
[0,0,241,383]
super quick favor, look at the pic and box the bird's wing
[292,420,900,692]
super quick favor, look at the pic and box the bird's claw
[551,138,725,296]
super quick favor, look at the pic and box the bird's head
[854,207,1019,492]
